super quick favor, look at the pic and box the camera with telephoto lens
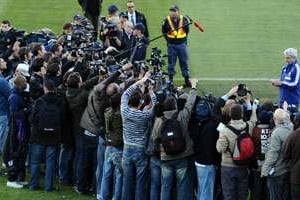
[147,47,167,67]
[237,83,251,97]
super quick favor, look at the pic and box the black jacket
[66,76,99,138]
[78,0,102,16]
[191,119,221,165]
[81,71,121,137]
[29,73,44,101]
[29,92,64,145]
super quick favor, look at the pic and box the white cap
[16,63,30,77]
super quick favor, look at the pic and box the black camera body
[147,47,166,67]
[237,83,251,97]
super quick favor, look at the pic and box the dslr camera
[237,83,251,97]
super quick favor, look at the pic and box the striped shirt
[121,84,156,148]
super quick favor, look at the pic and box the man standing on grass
[78,0,103,39]
[162,5,192,87]
[0,57,10,158]
[271,48,300,111]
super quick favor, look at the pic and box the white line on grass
[175,77,276,81]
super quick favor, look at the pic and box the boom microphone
[186,15,204,32]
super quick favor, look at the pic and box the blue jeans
[73,136,84,187]
[161,158,192,200]
[96,136,106,199]
[221,166,249,200]
[122,145,149,200]
[150,156,161,200]
[0,115,9,155]
[195,163,216,200]
[100,146,123,200]
[29,144,58,191]
[167,42,190,78]
[59,144,73,184]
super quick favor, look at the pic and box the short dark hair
[50,44,61,54]
[230,104,243,120]
[43,52,52,63]
[47,63,60,76]
[49,56,61,65]
[67,72,81,88]
[1,20,11,26]
[31,58,44,72]
[32,44,43,57]
[128,89,143,107]
[163,96,177,111]
[63,23,73,30]
[44,79,56,92]
[19,47,29,61]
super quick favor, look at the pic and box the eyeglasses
[127,6,134,8]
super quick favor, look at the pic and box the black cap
[108,5,119,15]
[169,5,179,11]
[133,23,145,34]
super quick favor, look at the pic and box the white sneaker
[6,181,23,189]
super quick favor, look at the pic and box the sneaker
[7,181,23,189]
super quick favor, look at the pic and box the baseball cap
[108,5,119,15]
[169,5,179,12]
[133,23,145,34]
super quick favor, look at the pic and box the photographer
[79,62,132,195]
[130,23,149,63]
[121,72,156,200]
[101,21,123,52]
[65,70,102,188]
[216,96,257,200]
[151,81,197,200]
[29,58,45,101]
[0,20,16,59]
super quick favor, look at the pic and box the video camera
[14,29,56,47]
[147,47,167,67]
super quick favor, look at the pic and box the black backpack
[37,98,62,135]
[160,115,186,155]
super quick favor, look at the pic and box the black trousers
[291,184,300,200]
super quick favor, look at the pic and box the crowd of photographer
[1,2,300,200]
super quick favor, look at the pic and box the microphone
[186,15,204,32]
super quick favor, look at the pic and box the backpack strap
[226,122,249,136]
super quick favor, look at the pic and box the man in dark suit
[124,0,149,38]
[78,0,103,39]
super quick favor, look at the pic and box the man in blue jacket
[0,57,10,156]
[271,48,300,110]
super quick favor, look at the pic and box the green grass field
[0,0,299,198]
